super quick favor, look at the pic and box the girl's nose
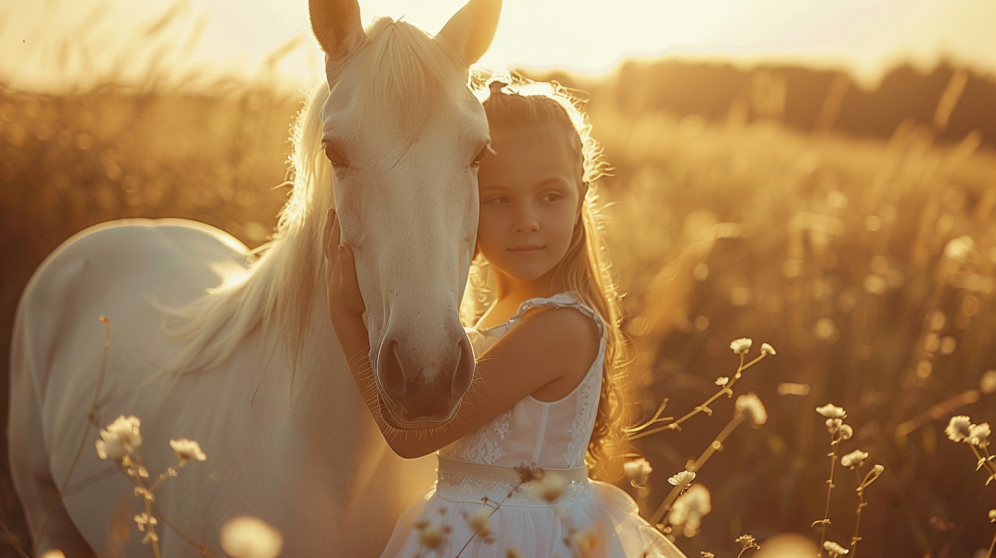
[513,205,540,232]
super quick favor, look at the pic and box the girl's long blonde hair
[462,76,629,477]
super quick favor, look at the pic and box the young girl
[325,79,686,558]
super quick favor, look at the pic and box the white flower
[668,470,695,488]
[220,516,283,558]
[95,415,142,461]
[816,404,846,419]
[760,342,776,355]
[735,393,768,426]
[968,422,990,447]
[623,457,653,488]
[840,450,869,468]
[838,424,854,441]
[730,338,753,355]
[668,484,711,537]
[529,472,567,503]
[825,418,843,433]
[945,416,973,442]
[715,377,729,387]
[467,507,492,537]
[823,540,849,556]
[169,439,207,462]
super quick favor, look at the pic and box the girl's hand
[323,208,366,335]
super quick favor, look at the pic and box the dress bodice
[437,292,606,470]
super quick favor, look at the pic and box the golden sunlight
[1,0,994,90]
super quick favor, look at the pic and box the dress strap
[438,456,589,483]
[505,292,605,339]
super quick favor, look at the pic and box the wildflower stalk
[651,414,746,526]
[815,440,838,557]
[36,316,112,556]
[629,351,769,441]
[851,467,866,557]
[987,529,996,558]
[968,443,996,483]
[452,486,517,558]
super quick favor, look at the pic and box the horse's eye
[324,143,348,167]
[471,146,488,166]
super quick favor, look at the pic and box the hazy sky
[1,0,994,91]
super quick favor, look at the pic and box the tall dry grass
[2,4,996,556]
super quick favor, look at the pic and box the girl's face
[476,123,583,289]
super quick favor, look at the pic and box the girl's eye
[324,143,348,167]
[541,192,563,202]
[483,196,508,205]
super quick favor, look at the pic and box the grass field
[2,52,996,557]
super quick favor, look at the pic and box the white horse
[8,0,500,555]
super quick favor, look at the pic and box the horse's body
[8,1,501,556]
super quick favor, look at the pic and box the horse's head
[309,0,499,427]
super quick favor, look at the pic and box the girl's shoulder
[480,291,605,338]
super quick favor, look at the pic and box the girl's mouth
[508,245,544,256]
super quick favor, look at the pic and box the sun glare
[0,0,994,90]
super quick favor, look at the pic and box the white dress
[379,293,687,558]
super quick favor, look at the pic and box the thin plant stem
[630,353,767,441]
[814,439,840,558]
[453,481,524,558]
[36,316,112,556]
[969,444,996,482]
[151,501,216,558]
[851,467,867,557]
[986,528,996,558]
[650,414,746,526]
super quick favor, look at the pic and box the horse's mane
[157,17,466,376]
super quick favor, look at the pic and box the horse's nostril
[377,339,407,397]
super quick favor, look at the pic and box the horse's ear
[309,0,365,60]
[436,0,502,66]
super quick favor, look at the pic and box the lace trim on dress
[438,409,513,464]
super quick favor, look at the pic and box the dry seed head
[760,342,776,355]
[823,540,849,556]
[816,404,846,419]
[95,415,143,461]
[418,525,445,549]
[467,507,492,537]
[715,377,730,387]
[735,392,768,426]
[968,422,990,447]
[669,484,711,537]
[529,472,567,503]
[838,424,854,440]
[668,470,696,488]
[169,438,207,462]
[989,509,996,522]
[840,450,868,468]
[623,457,653,488]
[730,338,752,354]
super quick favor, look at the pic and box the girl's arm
[323,210,599,459]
